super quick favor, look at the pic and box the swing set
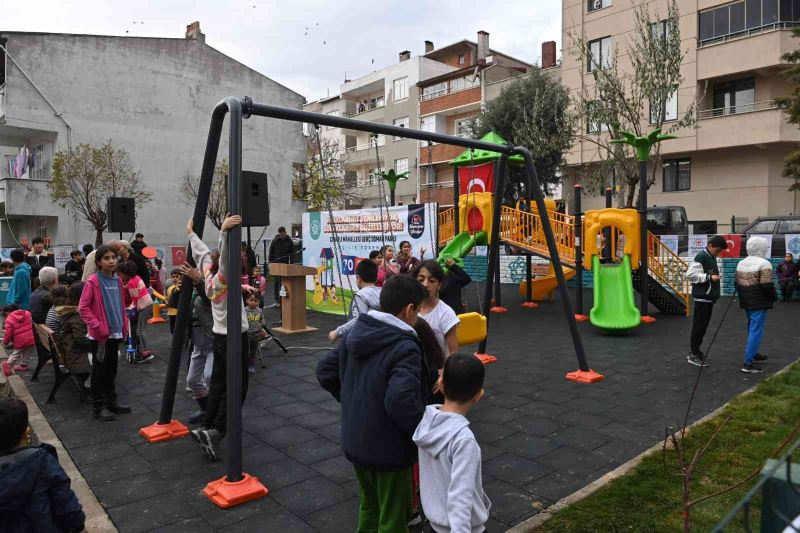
[139,96,603,509]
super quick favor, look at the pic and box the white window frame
[455,118,475,138]
[588,36,613,72]
[650,89,678,124]
[393,76,408,101]
[588,0,612,12]
[393,117,409,140]
[394,158,409,175]
[586,101,610,134]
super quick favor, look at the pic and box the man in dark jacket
[131,233,147,255]
[25,237,55,288]
[316,275,427,532]
[685,235,727,367]
[267,226,294,308]
[0,399,85,532]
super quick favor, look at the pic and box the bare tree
[569,0,697,206]
[293,135,361,211]
[179,159,229,230]
[50,141,152,247]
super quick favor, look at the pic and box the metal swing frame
[147,95,595,486]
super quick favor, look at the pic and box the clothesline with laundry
[4,145,41,178]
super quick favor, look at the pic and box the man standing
[267,227,294,308]
[131,234,147,256]
[25,237,54,287]
[735,236,776,374]
[685,235,727,367]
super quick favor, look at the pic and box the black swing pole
[515,147,602,382]
[490,159,506,313]
[574,184,588,321]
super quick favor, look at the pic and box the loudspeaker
[241,171,270,227]
[107,197,136,233]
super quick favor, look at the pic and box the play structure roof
[450,132,525,166]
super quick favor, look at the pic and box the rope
[426,141,438,258]
[374,139,394,247]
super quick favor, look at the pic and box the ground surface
[24,285,800,532]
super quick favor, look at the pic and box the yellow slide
[518,262,576,301]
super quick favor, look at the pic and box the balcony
[696,99,800,150]
[420,86,481,116]
[344,99,385,118]
[0,178,55,216]
[343,141,385,165]
[419,143,464,165]
[697,28,796,79]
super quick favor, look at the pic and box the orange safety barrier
[204,474,268,508]
[139,420,190,443]
[438,207,456,249]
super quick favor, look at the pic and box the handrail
[698,100,780,120]
[698,21,800,47]
[419,80,481,102]
[647,232,691,315]
[499,205,576,266]
[438,208,455,248]
[344,140,385,153]
[344,99,385,118]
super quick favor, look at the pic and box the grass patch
[537,361,800,533]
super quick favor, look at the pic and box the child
[686,235,727,367]
[328,259,382,343]
[64,250,83,285]
[439,258,472,313]
[116,260,154,364]
[376,245,398,287]
[776,253,798,302]
[179,264,215,424]
[251,266,267,307]
[0,398,85,532]
[45,285,69,338]
[57,282,93,403]
[413,353,490,533]
[415,260,460,357]
[79,244,130,421]
[3,304,35,373]
[187,214,251,461]
[317,274,428,531]
[246,293,267,374]
[735,236,776,374]
[0,261,14,276]
[6,249,32,311]
[165,268,182,334]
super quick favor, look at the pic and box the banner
[719,234,742,258]
[171,246,187,267]
[688,235,708,258]
[785,234,800,257]
[458,162,495,194]
[659,235,679,254]
[302,204,438,315]
[751,234,773,258]
[52,246,72,271]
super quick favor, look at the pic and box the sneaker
[754,353,769,362]
[407,512,424,527]
[190,428,205,449]
[140,350,153,357]
[248,366,256,375]
[687,354,709,367]
[13,363,29,372]
[1,361,11,376]
[741,363,764,374]
[197,428,223,461]
[130,354,154,364]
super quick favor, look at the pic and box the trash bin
[0,276,12,307]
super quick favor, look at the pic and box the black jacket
[29,287,52,324]
[269,235,294,264]
[129,252,150,288]
[25,254,54,285]
[316,313,427,470]
[63,260,82,284]
[440,264,471,313]
[0,444,85,532]
[687,249,721,302]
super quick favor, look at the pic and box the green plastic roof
[450,132,525,166]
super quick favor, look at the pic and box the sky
[2,0,561,101]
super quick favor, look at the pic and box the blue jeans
[744,309,767,365]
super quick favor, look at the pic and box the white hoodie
[413,405,490,533]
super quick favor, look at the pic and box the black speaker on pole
[107,197,136,233]
[241,171,270,227]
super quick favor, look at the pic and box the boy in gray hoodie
[413,353,491,533]
[328,258,381,343]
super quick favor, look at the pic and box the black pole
[730,215,736,233]
[603,187,612,261]
[574,184,584,317]
[517,147,591,372]
[390,187,396,207]
[225,98,244,483]
[493,249,502,307]
[453,165,459,223]
[477,155,508,354]
[638,160,649,318]
[156,101,226,426]
[525,253,533,303]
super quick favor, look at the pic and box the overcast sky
[3,0,561,101]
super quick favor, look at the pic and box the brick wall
[421,186,454,206]
[420,143,463,165]
[420,87,481,115]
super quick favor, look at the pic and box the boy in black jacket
[317,275,427,532]
[685,235,727,367]
[0,398,85,532]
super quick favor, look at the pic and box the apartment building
[562,0,800,232]
[305,31,534,208]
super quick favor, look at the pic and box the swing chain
[426,141,437,258]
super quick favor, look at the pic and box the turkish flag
[719,234,742,258]
[171,246,187,266]
[458,163,495,194]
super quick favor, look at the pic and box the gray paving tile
[483,453,552,486]
[270,475,351,516]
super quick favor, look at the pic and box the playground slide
[437,231,488,270]
[518,264,576,301]
[589,255,641,331]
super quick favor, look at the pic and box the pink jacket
[3,310,35,349]
[78,273,128,343]
[124,275,153,311]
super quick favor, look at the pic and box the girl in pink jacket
[2,305,35,372]
[117,261,154,363]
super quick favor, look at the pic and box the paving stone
[218,507,314,532]
[505,415,564,437]
[146,516,215,532]
[484,479,549,525]
[132,437,198,463]
[471,421,518,444]
[254,391,296,408]
[310,454,357,485]
[516,401,572,419]
[106,492,196,533]
[313,422,342,444]
[549,426,612,452]
[243,414,292,434]
[556,410,615,430]
[304,497,360,533]
[483,453,552,486]
[270,475,351,516]
[484,393,531,408]
[83,454,154,484]
[267,401,320,419]
[184,489,279,529]
[239,443,289,467]
[494,433,559,460]
[468,406,525,424]
[561,397,615,415]
[292,410,341,429]
[535,446,613,478]
[67,439,133,466]
[92,471,172,509]
[256,425,319,449]
[247,458,319,491]
[527,470,600,503]
[282,437,342,464]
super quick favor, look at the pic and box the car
[741,216,800,258]
[646,206,688,254]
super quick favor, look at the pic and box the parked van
[646,206,688,253]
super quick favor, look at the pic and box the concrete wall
[1,32,305,246]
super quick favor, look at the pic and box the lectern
[270,263,319,334]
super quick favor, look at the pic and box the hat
[708,235,727,248]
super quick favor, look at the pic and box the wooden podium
[270,263,319,334]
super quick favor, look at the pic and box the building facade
[561,0,800,232]
[0,22,305,248]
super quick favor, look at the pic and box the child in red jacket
[3,304,35,373]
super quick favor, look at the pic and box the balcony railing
[698,99,779,119]
[344,140,386,153]
[344,100,385,118]
[698,21,800,47]
[419,81,480,102]
[421,180,454,190]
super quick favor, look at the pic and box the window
[662,159,691,192]
[586,101,609,133]
[651,20,668,41]
[368,133,384,148]
[650,89,678,123]
[750,220,777,233]
[393,117,409,140]
[450,75,480,92]
[420,116,435,133]
[395,158,409,175]
[588,37,613,72]
[455,118,475,138]
[588,0,612,12]
[699,0,800,45]
[421,82,447,100]
[458,54,465,65]
[325,110,339,130]
[393,76,408,101]
[712,77,755,115]
[778,219,800,233]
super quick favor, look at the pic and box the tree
[50,141,152,247]
[179,159,229,230]
[777,27,800,190]
[569,0,697,206]
[475,68,576,199]
[293,134,361,210]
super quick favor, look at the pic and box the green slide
[589,255,641,332]
[437,231,488,271]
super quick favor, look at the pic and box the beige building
[561,0,800,232]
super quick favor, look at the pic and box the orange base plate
[474,353,498,365]
[139,420,190,443]
[565,369,605,384]
[204,473,269,508]
[640,315,657,324]
[520,302,539,309]
[575,314,589,322]
[147,316,167,324]
[490,306,508,313]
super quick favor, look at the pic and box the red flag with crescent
[458,163,495,194]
